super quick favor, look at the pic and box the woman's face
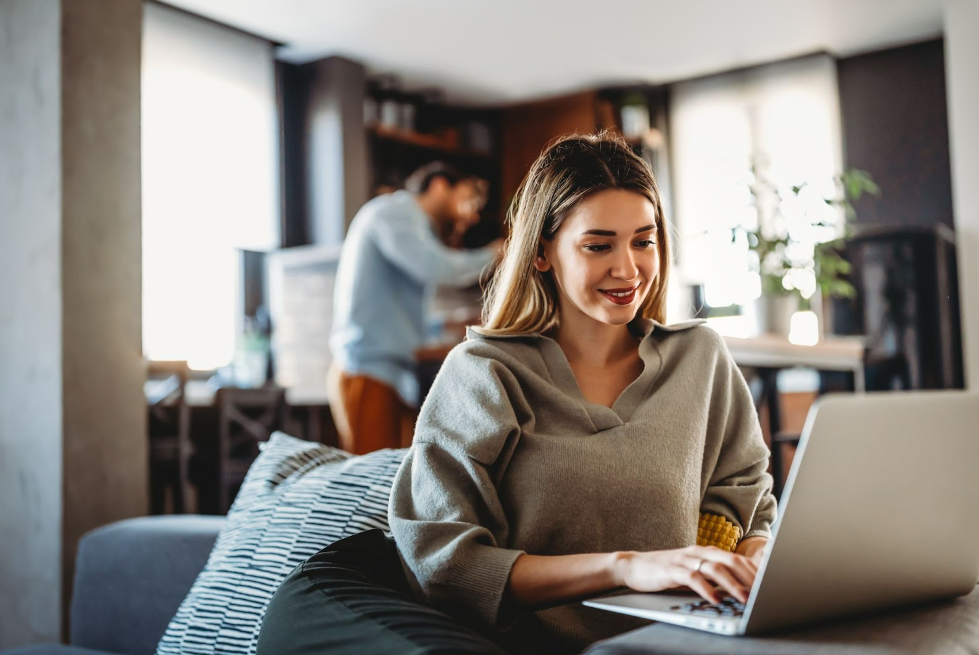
[537,189,660,329]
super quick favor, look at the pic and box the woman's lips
[599,286,639,305]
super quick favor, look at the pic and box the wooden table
[169,380,329,408]
[723,334,866,392]
[147,379,331,442]
[723,334,866,498]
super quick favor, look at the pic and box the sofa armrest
[69,515,225,655]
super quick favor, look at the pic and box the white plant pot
[755,294,798,336]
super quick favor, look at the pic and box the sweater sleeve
[388,345,527,628]
[699,332,778,541]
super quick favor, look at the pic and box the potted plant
[732,164,879,335]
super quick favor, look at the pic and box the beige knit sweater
[388,319,777,649]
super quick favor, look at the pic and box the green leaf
[841,169,881,201]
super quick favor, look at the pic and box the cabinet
[825,225,964,390]
[501,91,599,209]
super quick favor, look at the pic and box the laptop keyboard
[669,597,746,618]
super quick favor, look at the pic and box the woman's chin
[594,307,641,326]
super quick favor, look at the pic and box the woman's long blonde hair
[482,132,672,335]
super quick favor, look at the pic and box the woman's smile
[599,284,640,305]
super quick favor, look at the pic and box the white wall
[945,0,979,390]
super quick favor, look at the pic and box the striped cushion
[155,432,407,655]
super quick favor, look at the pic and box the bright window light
[789,310,821,346]
[705,315,756,339]
[142,4,279,370]
[670,55,843,311]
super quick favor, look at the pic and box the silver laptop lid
[744,391,979,634]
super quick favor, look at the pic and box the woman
[388,132,777,652]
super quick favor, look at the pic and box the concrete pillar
[0,0,145,646]
[0,1,63,645]
[945,0,979,390]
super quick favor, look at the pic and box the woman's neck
[551,312,638,370]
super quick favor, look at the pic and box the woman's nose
[611,249,639,280]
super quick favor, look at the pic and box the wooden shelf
[367,123,495,160]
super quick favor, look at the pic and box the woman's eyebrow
[581,224,656,237]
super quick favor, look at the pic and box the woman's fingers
[681,567,722,604]
[679,548,756,603]
[721,557,756,590]
[698,561,750,603]
[696,547,757,589]
[621,547,760,602]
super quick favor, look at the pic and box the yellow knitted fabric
[697,513,741,552]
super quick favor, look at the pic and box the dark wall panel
[278,61,311,248]
[837,40,953,229]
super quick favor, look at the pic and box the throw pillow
[156,432,407,655]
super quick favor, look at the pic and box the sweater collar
[466,318,705,342]
[466,318,706,431]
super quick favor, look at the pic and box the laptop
[583,391,979,635]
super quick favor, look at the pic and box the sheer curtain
[669,55,843,319]
[142,3,279,369]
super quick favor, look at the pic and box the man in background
[328,162,504,454]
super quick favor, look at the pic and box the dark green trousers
[256,529,551,655]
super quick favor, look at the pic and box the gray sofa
[5,515,977,655]
[3,515,225,655]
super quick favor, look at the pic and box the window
[669,55,843,316]
[142,3,279,369]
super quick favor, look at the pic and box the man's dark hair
[404,161,470,194]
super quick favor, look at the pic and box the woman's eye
[635,240,657,249]
[584,244,611,253]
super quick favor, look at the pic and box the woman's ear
[534,244,551,272]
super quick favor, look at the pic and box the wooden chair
[215,386,286,513]
[147,361,193,514]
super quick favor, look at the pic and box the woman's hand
[734,536,768,565]
[507,541,765,609]
[612,545,758,604]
